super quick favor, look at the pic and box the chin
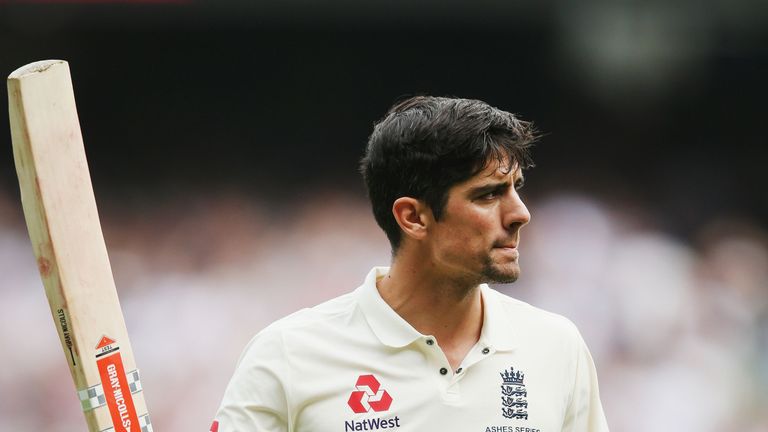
[481,264,520,284]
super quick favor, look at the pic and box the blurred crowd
[1,189,766,431]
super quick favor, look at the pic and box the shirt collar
[478,284,518,352]
[356,267,423,348]
[356,267,518,352]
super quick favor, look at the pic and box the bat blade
[8,60,151,432]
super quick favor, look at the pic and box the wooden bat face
[8,60,151,432]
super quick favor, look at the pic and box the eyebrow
[467,174,525,195]
[468,181,511,195]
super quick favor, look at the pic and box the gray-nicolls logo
[500,367,528,420]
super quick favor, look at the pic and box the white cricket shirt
[215,267,609,432]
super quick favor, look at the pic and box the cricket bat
[8,60,151,432]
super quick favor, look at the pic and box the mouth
[494,242,518,249]
[494,244,519,257]
[493,240,520,260]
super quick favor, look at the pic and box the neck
[376,251,484,367]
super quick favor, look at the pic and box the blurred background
[1,1,767,430]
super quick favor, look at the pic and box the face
[427,158,531,284]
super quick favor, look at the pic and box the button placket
[445,366,462,400]
[418,336,464,401]
[453,344,494,376]
[422,337,452,380]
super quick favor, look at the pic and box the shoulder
[263,291,359,333]
[484,286,583,346]
[236,291,361,361]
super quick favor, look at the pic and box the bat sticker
[95,336,140,432]
[99,413,153,432]
[78,368,143,411]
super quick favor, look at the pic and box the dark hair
[360,95,538,252]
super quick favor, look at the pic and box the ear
[391,197,431,242]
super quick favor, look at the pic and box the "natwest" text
[344,416,401,431]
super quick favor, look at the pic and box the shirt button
[426,339,434,346]
[439,367,448,375]
[482,347,490,354]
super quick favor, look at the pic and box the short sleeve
[561,326,609,432]
[214,329,292,432]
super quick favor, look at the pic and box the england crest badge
[500,366,528,420]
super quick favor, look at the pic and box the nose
[502,189,531,231]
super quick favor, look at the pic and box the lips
[494,243,518,249]
[494,246,520,260]
[493,242,520,260]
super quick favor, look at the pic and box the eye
[480,190,500,200]
[477,185,508,200]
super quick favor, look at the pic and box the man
[213,96,609,431]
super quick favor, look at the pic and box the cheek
[440,216,493,256]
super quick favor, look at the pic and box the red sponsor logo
[347,374,393,413]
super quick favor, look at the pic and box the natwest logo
[347,374,393,413]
